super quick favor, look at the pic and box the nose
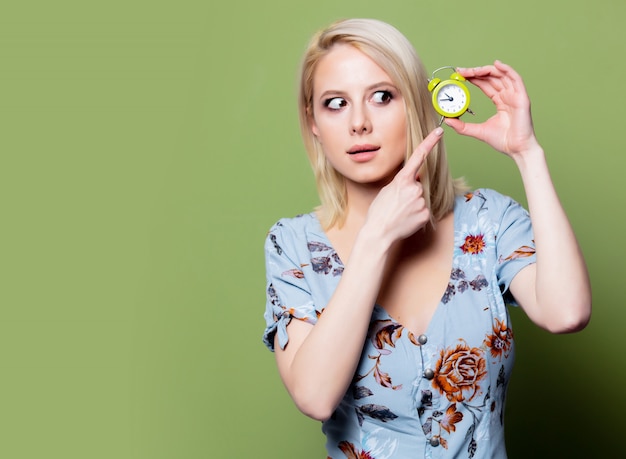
[350,104,372,135]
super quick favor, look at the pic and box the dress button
[418,334,428,345]
[423,369,435,380]
[430,437,440,447]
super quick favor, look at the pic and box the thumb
[444,117,482,139]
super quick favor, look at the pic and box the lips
[347,144,380,154]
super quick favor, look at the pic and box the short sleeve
[491,191,537,301]
[262,221,319,352]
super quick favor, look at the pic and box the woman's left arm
[445,60,591,333]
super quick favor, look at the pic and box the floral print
[354,320,409,391]
[308,241,344,276]
[263,189,537,458]
[433,341,487,403]
[500,243,536,262]
[336,441,376,459]
[484,318,514,359]
[423,403,464,450]
[459,234,486,254]
[442,268,489,304]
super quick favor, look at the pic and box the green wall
[1,1,624,457]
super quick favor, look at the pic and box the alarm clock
[428,66,474,120]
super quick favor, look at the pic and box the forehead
[313,44,394,93]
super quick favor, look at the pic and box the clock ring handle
[429,66,457,80]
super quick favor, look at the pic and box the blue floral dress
[263,189,537,459]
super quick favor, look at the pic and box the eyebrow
[317,81,398,101]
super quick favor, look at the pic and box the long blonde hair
[298,18,466,229]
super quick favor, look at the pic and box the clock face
[435,83,468,116]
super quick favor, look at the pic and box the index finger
[457,60,517,80]
[401,127,444,179]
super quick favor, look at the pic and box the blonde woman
[263,18,590,458]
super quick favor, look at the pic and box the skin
[446,61,591,333]
[310,44,408,193]
[274,50,591,422]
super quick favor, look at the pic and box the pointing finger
[402,127,444,180]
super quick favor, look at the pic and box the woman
[262,18,591,458]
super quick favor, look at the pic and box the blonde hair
[298,18,467,229]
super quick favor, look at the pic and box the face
[310,44,407,188]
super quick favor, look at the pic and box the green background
[1,0,624,457]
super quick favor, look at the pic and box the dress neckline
[306,196,461,338]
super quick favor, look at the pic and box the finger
[401,127,444,179]
[443,117,485,140]
[457,62,509,84]
[462,61,522,89]
[493,60,517,78]
[456,67,504,100]
[456,64,500,79]
[493,60,526,93]
[460,60,514,75]
[465,77,502,100]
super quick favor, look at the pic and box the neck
[333,179,388,232]
[347,181,381,215]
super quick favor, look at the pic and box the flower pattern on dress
[428,403,464,450]
[420,340,491,454]
[442,268,489,304]
[483,318,513,359]
[269,233,282,255]
[464,190,487,203]
[439,403,464,434]
[335,441,376,459]
[263,189,537,458]
[460,234,486,254]
[500,242,536,262]
[433,341,487,403]
[308,240,344,276]
[281,268,304,279]
[354,320,413,391]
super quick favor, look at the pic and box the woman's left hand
[444,60,540,159]
[445,62,592,334]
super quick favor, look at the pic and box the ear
[305,105,320,138]
[310,120,320,138]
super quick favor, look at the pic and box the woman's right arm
[273,128,444,421]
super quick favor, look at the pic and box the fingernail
[434,127,444,136]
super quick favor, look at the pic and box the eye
[372,90,393,104]
[324,97,347,110]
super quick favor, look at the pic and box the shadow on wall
[505,309,615,459]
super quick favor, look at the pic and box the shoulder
[457,188,527,217]
[455,189,531,243]
[458,188,519,206]
[267,212,318,242]
[265,212,321,258]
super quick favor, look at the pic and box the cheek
[389,123,408,152]
[381,108,408,143]
[312,119,341,146]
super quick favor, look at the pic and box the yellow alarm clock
[428,66,474,120]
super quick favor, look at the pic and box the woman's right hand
[274,127,444,421]
[365,127,444,243]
